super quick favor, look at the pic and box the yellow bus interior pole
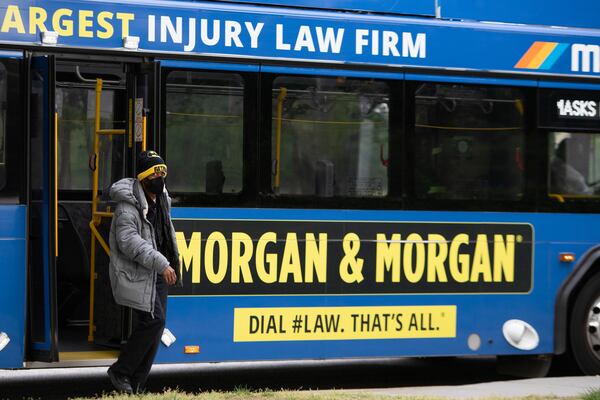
[88,78,126,342]
[274,87,287,191]
[142,114,147,151]
[88,78,102,342]
[54,112,58,258]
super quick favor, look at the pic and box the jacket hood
[110,178,172,216]
[110,178,146,210]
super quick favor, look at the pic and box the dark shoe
[107,368,133,394]
[131,380,146,394]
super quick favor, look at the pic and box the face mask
[144,177,165,195]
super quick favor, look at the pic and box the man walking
[107,150,180,394]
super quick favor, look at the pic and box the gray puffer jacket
[108,178,181,314]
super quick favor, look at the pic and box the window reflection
[271,76,389,197]
[549,132,600,196]
[414,83,525,201]
[56,87,120,191]
[165,71,244,194]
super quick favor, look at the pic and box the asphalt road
[0,357,598,399]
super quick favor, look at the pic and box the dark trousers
[110,275,168,386]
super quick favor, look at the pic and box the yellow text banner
[233,305,456,342]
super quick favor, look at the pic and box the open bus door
[27,56,159,364]
[28,54,59,362]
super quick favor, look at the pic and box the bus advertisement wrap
[172,220,533,296]
[3,0,600,377]
[1,1,600,77]
[233,305,457,342]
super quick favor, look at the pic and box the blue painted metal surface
[163,0,437,16]
[147,207,600,364]
[260,65,403,79]
[441,0,600,30]
[160,59,260,72]
[539,80,600,91]
[0,206,28,368]
[150,0,600,30]
[405,73,538,87]
[0,1,599,78]
[0,50,22,58]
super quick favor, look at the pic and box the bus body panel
[442,0,600,31]
[0,0,597,372]
[180,0,437,17]
[158,294,558,363]
[184,0,600,30]
[0,205,27,368]
[149,207,596,364]
[0,1,600,78]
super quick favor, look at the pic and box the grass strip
[71,387,600,400]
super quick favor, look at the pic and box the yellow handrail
[548,194,565,203]
[88,78,126,342]
[142,115,147,151]
[89,221,110,256]
[274,87,287,190]
[548,193,600,202]
[97,129,127,135]
[54,112,58,257]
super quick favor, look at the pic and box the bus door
[0,51,26,369]
[28,57,159,363]
[28,54,58,362]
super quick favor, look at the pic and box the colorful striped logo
[515,41,569,70]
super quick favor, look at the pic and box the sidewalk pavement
[354,376,600,398]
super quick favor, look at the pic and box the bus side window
[165,70,244,196]
[413,83,526,201]
[271,75,389,198]
[549,132,600,196]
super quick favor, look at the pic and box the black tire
[569,273,600,374]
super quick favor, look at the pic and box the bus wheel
[569,273,600,375]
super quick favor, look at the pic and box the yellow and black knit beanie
[136,150,167,181]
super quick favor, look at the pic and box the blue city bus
[0,0,600,377]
